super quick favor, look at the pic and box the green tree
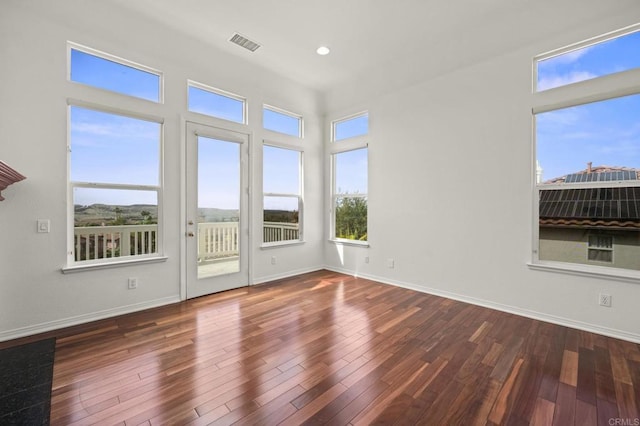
[335,197,367,240]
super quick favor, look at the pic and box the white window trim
[263,104,304,138]
[187,80,248,125]
[531,26,640,282]
[67,41,164,103]
[330,144,368,244]
[533,23,640,93]
[331,111,368,142]
[66,102,165,269]
[261,141,304,247]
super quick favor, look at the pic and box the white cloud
[537,70,598,91]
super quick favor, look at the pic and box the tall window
[330,112,369,243]
[263,145,303,244]
[67,43,163,267]
[533,26,640,276]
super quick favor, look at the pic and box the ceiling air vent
[229,33,261,52]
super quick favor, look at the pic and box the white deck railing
[74,221,300,262]
[263,221,300,244]
[74,224,157,261]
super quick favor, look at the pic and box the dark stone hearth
[0,338,55,425]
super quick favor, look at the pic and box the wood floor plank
[2,270,633,425]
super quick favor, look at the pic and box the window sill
[260,240,305,249]
[62,255,168,274]
[329,239,370,248]
[527,260,640,283]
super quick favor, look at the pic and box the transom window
[188,81,246,124]
[536,26,640,91]
[68,43,162,102]
[533,26,640,277]
[332,112,368,142]
[263,105,303,137]
[262,145,303,244]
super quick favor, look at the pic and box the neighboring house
[538,164,640,270]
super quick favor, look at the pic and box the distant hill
[74,204,240,226]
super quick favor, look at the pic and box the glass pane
[73,188,158,262]
[263,145,300,194]
[70,107,160,185]
[263,196,300,243]
[537,30,640,91]
[197,137,240,278]
[263,107,301,137]
[335,148,368,194]
[334,113,368,141]
[188,85,245,123]
[335,197,367,241]
[70,48,160,102]
[536,94,640,185]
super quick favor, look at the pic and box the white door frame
[181,119,251,300]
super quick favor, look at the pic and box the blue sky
[536,30,640,182]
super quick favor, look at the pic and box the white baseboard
[0,296,181,343]
[252,265,324,286]
[324,266,640,344]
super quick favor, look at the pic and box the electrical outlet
[128,277,138,290]
[599,293,611,307]
[364,256,370,264]
[387,258,395,269]
[271,256,277,265]
[37,219,50,233]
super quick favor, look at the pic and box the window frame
[261,141,304,247]
[587,234,614,264]
[187,80,248,125]
[530,26,640,280]
[331,111,368,142]
[534,24,640,93]
[65,102,165,269]
[67,42,164,103]
[329,112,369,245]
[262,104,304,138]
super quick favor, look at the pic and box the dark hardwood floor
[3,270,640,424]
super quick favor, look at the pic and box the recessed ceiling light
[316,46,330,56]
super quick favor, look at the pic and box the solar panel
[563,171,637,183]
[539,187,640,220]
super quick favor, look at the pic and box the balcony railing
[74,224,157,261]
[73,221,300,262]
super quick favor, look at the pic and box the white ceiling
[110,0,638,94]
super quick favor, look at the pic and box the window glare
[70,48,160,102]
[537,30,640,91]
[334,114,368,141]
[188,85,245,123]
[263,107,301,137]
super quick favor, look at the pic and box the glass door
[186,122,249,298]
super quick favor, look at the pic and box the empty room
[1,0,640,424]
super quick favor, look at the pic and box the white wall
[0,1,323,340]
[323,10,640,342]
